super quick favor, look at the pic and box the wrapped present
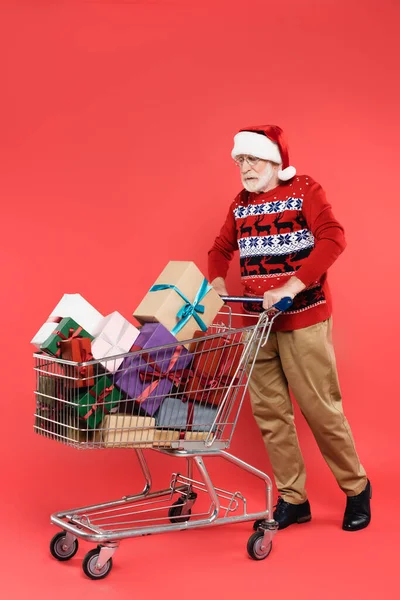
[34,373,63,437]
[31,293,103,349]
[94,414,155,448]
[40,317,93,358]
[181,331,245,406]
[155,396,218,432]
[153,429,180,447]
[77,376,122,429]
[133,261,224,342]
[35,371,63,407]
[184,431,214,442]
[114,323,192,416]
[60,337,95,388]
[91,311,140,373]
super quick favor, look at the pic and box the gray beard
[241,163,276,193]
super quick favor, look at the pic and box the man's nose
[240,161,251,173]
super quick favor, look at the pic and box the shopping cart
[33,296,291,580]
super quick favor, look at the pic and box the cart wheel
[50,531,79,561]
[82,548,113,580]
[247,531,273,561]
[168,498,192,523]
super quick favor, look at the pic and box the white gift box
[91,311,140,372]
[31,293,104,349]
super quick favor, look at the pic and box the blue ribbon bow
[149,278,212,335]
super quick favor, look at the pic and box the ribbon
[54,326,83,357]
[84,385,114,421]
[73,339,94,379]
[135,346,184,404]
[149,278,212,335]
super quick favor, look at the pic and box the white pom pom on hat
[278,165,296,181]
[231,125,296,181]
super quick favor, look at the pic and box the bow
[149,278,212,335]
[135,346,184,404]
[55,326,83,357]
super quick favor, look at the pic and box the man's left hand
[263,276,306,310]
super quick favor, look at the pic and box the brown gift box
[94,414,155,448]
[152,430,214,446]
[181,331,245,406]
[133,261,224,342]
[61,337,95,388]
[152,429,180,447]
[184,431,215,442]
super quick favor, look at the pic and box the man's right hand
[211,277,228,297]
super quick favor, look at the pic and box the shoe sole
[278,514,312,530]
[297,515,312,524]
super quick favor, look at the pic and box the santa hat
[231,125,296,182]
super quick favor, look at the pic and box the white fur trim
[278,166,296,181]
[231,131,282,163]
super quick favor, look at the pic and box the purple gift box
[114,323,193,416]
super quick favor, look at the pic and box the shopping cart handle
[220,296,293,311]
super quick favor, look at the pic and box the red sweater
[208,175,346,331]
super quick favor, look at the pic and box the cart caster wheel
[82,548,113,580]
[168,498,192,523]
[50,531,79,561]
[247,531,272,561]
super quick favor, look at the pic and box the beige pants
[248,318,367,504]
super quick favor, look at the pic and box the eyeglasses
[233,155,261,168]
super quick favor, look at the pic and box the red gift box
[181,331,245,406]
[60,337,95,388]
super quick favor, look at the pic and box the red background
[1,0,399,597]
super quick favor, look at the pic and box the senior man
[208,125,371,531]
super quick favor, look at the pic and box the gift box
[31,293,103,349]
[40,317,93,358]
[133,261,224,342]
[184,431,214,442]
[181,331,245,406]
[61,337,95,388]
[77,376,122,429]
[155,396,218,432]
[34,374,63,437]
[94,415,155,448]
[91,311,140,373]
[152,429,180,447]
[35,372,62,407]
[114,323,192,416]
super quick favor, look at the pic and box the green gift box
[77,376,121,429]
[40,317,93,357]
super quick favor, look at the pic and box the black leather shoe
[342,479,372,531]
[272,496,312,530]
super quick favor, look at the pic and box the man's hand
[263,276,306,310]
[211,277,228,297]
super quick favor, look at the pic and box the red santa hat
[231,124,296,182]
